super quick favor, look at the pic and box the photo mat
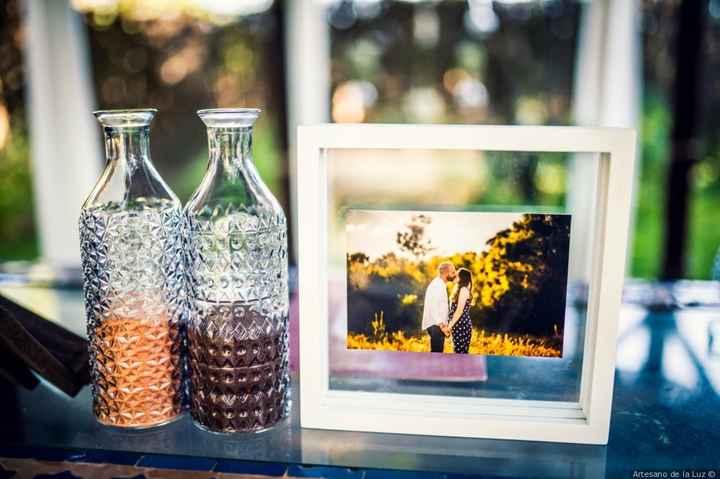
[345,209,572,358]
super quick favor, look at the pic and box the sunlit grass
[347,329,562,357]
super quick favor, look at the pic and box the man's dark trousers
[426,325,445,353]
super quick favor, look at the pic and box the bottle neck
[207,126,253,179]
[104,126,152,171]
[95,125,177,206]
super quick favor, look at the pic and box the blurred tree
[484,214,571,337]
[348,252,369,264]
[396,214,434,259]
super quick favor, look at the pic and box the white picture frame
[297,124,636,444]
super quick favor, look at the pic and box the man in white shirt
[422,262,456,353]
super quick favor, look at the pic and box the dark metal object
[0,295,90,397]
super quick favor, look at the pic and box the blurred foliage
[329,0,579,125]
[0,0,287,262]
[396,214,435,259]
[2,0,720,280]
[0,0,38,261]
[632,91,671,278]
[347,214,570,342]
[633,0,720,278]
[329,0,720,279]
[330,1,576,225]
[469,152,567,208]
[0,120,38,260]
[689,0,720,279]
[80,4,286,205]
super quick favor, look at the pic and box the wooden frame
[297,124,636,444]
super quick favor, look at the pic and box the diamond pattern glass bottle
[79,109,185,428]
[185,108,290,433]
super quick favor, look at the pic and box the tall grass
[347,313,562,357]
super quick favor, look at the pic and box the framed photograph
[297,124,636,444]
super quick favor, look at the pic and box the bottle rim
[197,108,261,128]
[94,108,157,128]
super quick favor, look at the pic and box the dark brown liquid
[187,328,288,432]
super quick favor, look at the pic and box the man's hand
[440,324,451,337]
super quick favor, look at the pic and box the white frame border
[297,124,636,444]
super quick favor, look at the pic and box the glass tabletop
[1,281,719,478]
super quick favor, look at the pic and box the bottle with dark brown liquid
[185,108,290,433]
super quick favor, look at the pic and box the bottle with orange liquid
[79,109,185,428]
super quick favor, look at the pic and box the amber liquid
[187,310,288,433]
[91,316,183,428]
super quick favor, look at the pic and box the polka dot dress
[449,290,472,354]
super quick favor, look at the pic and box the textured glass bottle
[79,109,185,428]
[185,108,289,433]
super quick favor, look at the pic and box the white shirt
[421,276,449,330]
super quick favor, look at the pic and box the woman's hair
[451,268,473,303]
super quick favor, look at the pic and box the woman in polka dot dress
[448,268,473,354]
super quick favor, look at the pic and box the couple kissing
[421,262,474,354]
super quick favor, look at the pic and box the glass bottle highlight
[79,109,185,428]
[185,108,290,433]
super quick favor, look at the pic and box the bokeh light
[0,103,10,150]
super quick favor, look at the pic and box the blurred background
[0,0,717,282]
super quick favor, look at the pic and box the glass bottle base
[95,411,183,430]
[191,414,288,435]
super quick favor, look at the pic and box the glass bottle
[185,108,289,433]
[79,109,185,428]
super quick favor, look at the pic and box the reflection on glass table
[1,279,719,478]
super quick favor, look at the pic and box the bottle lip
[197,108,261,128]
[94,108,157,128]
